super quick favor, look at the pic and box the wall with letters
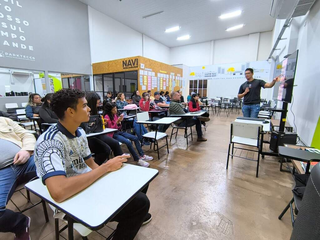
[0,0,92,74]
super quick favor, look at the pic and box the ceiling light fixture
[226,24,244,31]
[177,35,190,41]
[219,10,242,20]
[142,11,164,19]
[165,26,180,33]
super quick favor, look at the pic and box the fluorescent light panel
[165,26,180,33]
[226,24,244,31]
[219,10,242,20]
[177,35,190,41]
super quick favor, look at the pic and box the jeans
[179,118,203,138]
[113,132,144,161]
[0,156,37,235]
[133,120,148,142]
[88,137,111,165]
[97,134,123,156]
[242,104,260,118]
[111,186,149,240]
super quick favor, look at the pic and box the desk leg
[67,217,74,240]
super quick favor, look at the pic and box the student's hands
[13,150,31,165]
[102,155,129,172]
[118,114,124,122]
[244,87,250,94]
[104,117,109,126]
[33,114,39,117]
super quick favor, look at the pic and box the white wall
[214,33,260,64]
[88,7,170,64]
[258,31,273,61]
[0,68,35,96]
[88,6,142,63]
[170,42,212,66]
[271,1,320,145]
[170,32,273,66]
[143,35,170,64]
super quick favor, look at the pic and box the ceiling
[79,0,276,48]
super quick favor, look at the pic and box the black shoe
[142,213,152,225]
[14,217,31,240]
[197,137,207,142]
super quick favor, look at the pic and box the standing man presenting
[238,68,278,118]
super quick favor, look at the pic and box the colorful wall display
[92,56,183,96]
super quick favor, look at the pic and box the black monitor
[277,50,299,103]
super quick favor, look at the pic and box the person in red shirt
[139,92,153,111]
[189,94,210,123]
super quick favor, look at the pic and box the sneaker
[14,216,31,240]
[197,137,207,142]
[137,159,150,167]
[142,213,152,225]
[141,155,153,161]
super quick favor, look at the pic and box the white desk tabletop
[86,128,117,138]
[235,119,270,132]
[137,117,181,125]
[25,164,158,229]
[170,111,206,117]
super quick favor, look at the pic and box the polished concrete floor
[0,111,294,239]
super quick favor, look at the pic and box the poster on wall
[147,76,152,90]
[189,61,271,81]
[143,75,147,85]
[152,77,157,89]
[189,61,272,99]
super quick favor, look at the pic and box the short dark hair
[51,89,85,120]
[245,68,254,74]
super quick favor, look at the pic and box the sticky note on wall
[311,116,320,149]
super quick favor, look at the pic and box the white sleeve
[35,139,66,184]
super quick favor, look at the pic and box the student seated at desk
[83,92,123,165]
[0,117,36,240]
[110,92,149,144]
[153,92,170,132]
[25,93,42,118]
[139,92,153,111]
[34,89,152,240]
[115,92,128,110]
[160,91,167,102]
[169,91,207,142]
[188,93,210,124]
[39,93,59,124]
[154,91,169,108]
[104,102,153,168]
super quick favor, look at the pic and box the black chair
[290,163,320,239]
[278,173,308,226]
[170,122,193,147]
[9,177,49,224]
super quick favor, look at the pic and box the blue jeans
[242,104,260,118]
[0,156,37,235]
[113,132,144,161]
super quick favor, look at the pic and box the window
[93,71,138,100]
[189,79,207,97]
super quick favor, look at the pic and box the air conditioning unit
[270,0,317,19]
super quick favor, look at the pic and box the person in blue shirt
[25,93,42,118]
